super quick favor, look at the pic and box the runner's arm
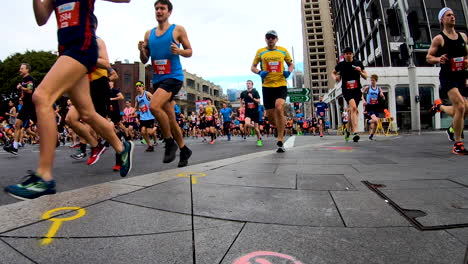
[426,35,444,64]
[462,33,468,67]
[174,25,192,58]
[146,91,153,100]
[111,92,124,101]
[33,0,54,26]
[285,60,295,73]
[139,30,151,64]
[96,38,111,70]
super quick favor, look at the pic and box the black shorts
[199,122,206,130]
[245,109,259,123]
[366,104,380,117]
[59,41,98,73]
[90,76,110,118]
[262,86,287,110]
[343,88,363,104]
[17,106,37,124]
[140,119,154,129]
[440,76,468,97]
[239,121,245,125]
[205,120,215,127]
[109,110,121,124]
[153,78,183,101]
[124,122,138,129]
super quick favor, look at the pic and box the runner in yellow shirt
[251,30,294,152]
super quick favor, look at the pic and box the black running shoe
[446,126,455,142]
[163,138,178,163]
[452,142,468,155]
[352,133,360,142]
[178,147,192,167]
[276,141,285,153]
[3,145,18,155]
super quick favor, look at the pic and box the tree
[0,50,58,97]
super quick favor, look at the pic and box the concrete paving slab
[201,170,296,189]
[114,179,344,226]
[331,191,410,227]
[220,224,465,264]
[3,221,243,264]
[0,183,142,234]
[382,188,468,226]
[298,174,356,191]
[369,179,463,189]
[276,164,356,176]
[0,239,34,264]
[446,228,468,245]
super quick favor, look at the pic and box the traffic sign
[414,43,430,49]
[287,88,310,96]
[290,95,310,102]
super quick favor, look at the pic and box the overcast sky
[0,0,304,92]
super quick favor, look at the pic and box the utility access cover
[363,179,468,230]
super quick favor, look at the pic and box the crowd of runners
[0,1,466,201]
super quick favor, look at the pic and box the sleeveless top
[438,32,467,79]
[366,86,380,105]
[136,92,155,121]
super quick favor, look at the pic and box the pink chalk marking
[324,146,353,150]
[233,251,303,264]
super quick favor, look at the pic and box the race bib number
[206,116,214,121]
[346,80,358,89]
[319,112,324,116]
[140,104,148,113]
[247,102,256,109]
[369,98,378,105]
[451,57,466,72]
[152,59,171,75]
[267,61,281,73]
[56,2,80,29]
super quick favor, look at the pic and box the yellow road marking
[177,172,207,184]
[41,207,86,246]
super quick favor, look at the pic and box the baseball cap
[342,47,353,54]
[265,30,278,38]
[438,7,452,22]
[135,81,144,86]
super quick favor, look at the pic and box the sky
[0,0,304,93]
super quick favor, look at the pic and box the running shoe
[452,142,468,155]
[369,134,375,141]
[178,146,192,167]
[320,133,323,138]
[120,141,134,177]
[429,99,442,116]
[5,171,56,200]
[352,133,360,142]
[209,140,215,144]
[446,126,455,142]
[87,144,107,165]
[3,145,18,155]
[145,145,154,152]
[69,143,80,148]
[276,141,285,153]
[163,138,178,163]
[141,139,147,145]
[257,139,263,147]
[344,128,350,142]
[71,150,87,160]
[113,164,121,171]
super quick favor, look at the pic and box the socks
[80,143,87,153]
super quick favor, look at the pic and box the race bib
[346,80,358,89]
[369,98,378,105]
[451,57,466,72]
[140,104,148,113]
[206,116,214,121]
[247,102,256,109]
[152,59,171,75]
[319,112,324,116]
[56,2,80,29]
[267,61,281,73]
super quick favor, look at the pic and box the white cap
[438,7,452,22]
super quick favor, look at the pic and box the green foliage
[0,50,58,96]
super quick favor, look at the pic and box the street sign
[414,43,430,49]
[290,95,311,102]
[287,88,310,96]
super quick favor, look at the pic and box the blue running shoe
[5,171,56,200]
[120,141,134,177]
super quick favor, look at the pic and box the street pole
[397,0,420,133]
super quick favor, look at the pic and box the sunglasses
[266,35,277,40]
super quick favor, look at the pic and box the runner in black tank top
[427,7,468,155]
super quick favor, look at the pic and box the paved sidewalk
[0,133,467,264]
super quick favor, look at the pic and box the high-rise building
[301,0,337,117]
[293,71,304,89]
[227,89,241,103]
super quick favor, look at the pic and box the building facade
[301,0,337,117]
[111,61,225,115]
[324,0,468,131]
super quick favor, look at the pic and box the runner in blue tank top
[363,74,385,141]
[4,0,133,201]
[138,0,193,167]
[134,81,156,152]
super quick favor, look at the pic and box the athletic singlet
[149,24,184,84]
[205,105,215,121]
[238,108,245,121]
[190,115,197,123]
[366,86,380,105]
[136,92,155,121]
[123,107,136,123]
[438,32,467,79]
[54,0,96,48]
[9,107,16,125]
